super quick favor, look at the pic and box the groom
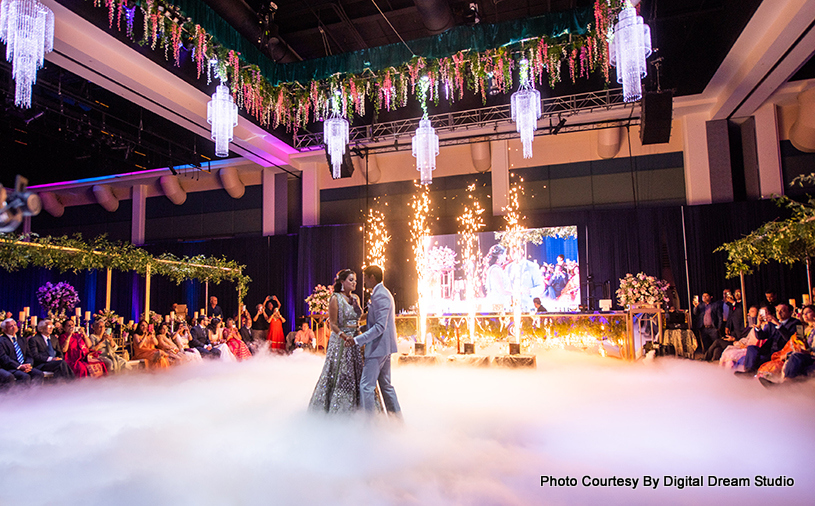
[345,265,402,417]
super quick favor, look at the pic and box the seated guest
[223,318,251,361]
[189,316,220,359]
[782,304,815,380]
[740,303,800,375]
[173,322,202,362]
[293,320,315,350]
[532,297,547,314]
[59,318,107,378]
[207,318,236,361]
[88,321,126,373]
[155,323,187,365]
[131,321,170,369]
[0,318,45,384]
[28,319,74,380]
[239,315,257,354]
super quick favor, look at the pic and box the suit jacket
[354,282,398,358]
[189,325,209,348]
[757,317,800,355]
[239,326,252,342]
[0,334,34,370]
[28,333,63,365]
[692,303,723,330]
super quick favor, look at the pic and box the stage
[0,350,812,505]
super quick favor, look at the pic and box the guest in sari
[131,321,170,369]
[783,305,815,380]
[88,320,126,373]
[60,319,107,378]
[267,296,286,353]
[173,322,202,362]
[155,323,187,365]
[207,318,236,361]
[223,318,252,361]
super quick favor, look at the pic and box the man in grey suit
[345,265,402,417]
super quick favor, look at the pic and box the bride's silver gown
[308,293,365,413]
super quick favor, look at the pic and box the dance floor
[1,350,813,505]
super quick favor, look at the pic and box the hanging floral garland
[86,0,626,133]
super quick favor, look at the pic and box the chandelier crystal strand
[0,0,54,108]
[510,58,541,158]
[412,76,438,185]
[324,90,349,179]
[207,83,238,157]
[609,5,651,103]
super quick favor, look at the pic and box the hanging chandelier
[412,76,438,185]
[609,4,651,103]
[207,83,238,157]
[0,0,54,109]
[324,90,350,179]
[510,59,541,158]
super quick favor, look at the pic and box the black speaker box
[640,91,673,145]
[324,146,355,178]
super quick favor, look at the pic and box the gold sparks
[410,183,432,349]
[457,184,485,343]
[363,200,390,272]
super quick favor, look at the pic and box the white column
[262,168,276,236]
[301,163,321,226]
[681,112,713,205]
[131,184,147,245]
[754,102,784,198]
[490,139,510,216]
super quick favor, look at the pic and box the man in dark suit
[741,303,799,374]
[692,292,723,353]
[189,316,220,359]
[238,314,256,354]
[28,319,74,380]
[0,319,44,384]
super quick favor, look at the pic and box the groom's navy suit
[354,282,401,414]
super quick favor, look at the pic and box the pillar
[131,184,147,245]
[681,112,713,205]
[754,102,784,198]
[301,162,321,226]
[490,139,510,216]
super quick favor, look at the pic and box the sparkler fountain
[457,184,486,351]
[502,176,526,353]
[410,183,432,353]
[363,202,390,271]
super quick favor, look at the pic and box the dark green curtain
[172,0,592,86]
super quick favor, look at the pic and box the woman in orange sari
[267,295,286,352]
[60,318,107,378]
[131,321,170,369]
[224,318,252,361]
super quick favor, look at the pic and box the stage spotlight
[0,175,42,232]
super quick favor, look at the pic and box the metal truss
[293,88,636,150]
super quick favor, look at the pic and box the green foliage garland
[0,233,251,302]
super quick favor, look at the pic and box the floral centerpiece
[616,272,670,308]
[36,281,80,320]
[93,309,120,327]
[305,284,333,314]
[148,310,163,326]
[426,246,457,272]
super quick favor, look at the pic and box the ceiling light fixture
[207,83,238,157]
[324,89,350,179]
[510,59,541,158]
[0,0,54,108]
[609,4,652,103]
[412,76,438,185]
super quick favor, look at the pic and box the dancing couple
[308,265,401,418]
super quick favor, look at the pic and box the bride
[308,268,365,413]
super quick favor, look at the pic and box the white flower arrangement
[305,284,333,314]
[616,272,670,308]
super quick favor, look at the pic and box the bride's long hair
[333,268,356,293]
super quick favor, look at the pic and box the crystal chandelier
[510,59,541,158]
[207,83,238,157]
[609,5,651,103]
[412,76,438,185]
[324,90,349,179]
[0,0,54,109]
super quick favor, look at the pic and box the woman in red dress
[224,318,252,361]
[266,295,286,352]
[60,318,107,378]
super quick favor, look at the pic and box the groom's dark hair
[364,265,384,284]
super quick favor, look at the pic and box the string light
[0,0,54,108]
[609,4,652,103]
